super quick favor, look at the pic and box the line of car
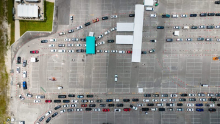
[157,25,220,30]
[166,37,219,42]
[161,12,220,18]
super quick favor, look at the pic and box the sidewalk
[15,20,20,42]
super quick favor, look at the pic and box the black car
[54,100,61,103]
[190,14,197,17]
[208,13,215,16]
[161,94,168,97]
[39,116,45,122]
[158,108,165,111]
[189,98,196,101]
[162,14,170,18]
[41,40,48,43]
[87,95,93,98]
[108,104,115,107]
[209,98,217,101]
[216,13,220,16]
[17,57,21,64]
[141,51,147,54]
[132,98,139,102]
[150,40,156,42]
[200,13,207,17]
[207,26,214,29]
[85,108,92,111]
[123,99,130,102]
[46,117,51,123]
[96,99,102,103]
[100,104,106,107]
[215,1,220,4]
[63,100,70,103]
[180,94,188,97]
[179,98,186,101]
[153,94,159,97]
[216,93,220,97]
[144,94,151,97]
[58,44,65,47]
[177,103,183,106]
[142,108,149,111]
[85,22,91,27]
[107,40,114,43]
[68,29,74,33]
[67,108,74,112]
[54,105,61,110]
[58,95,66,98]
[68,94,75,97]
[89,104,96,107]
[209,108,216,112]
[129,14,135,17]
[116,104,124,107]
[102,16,108,20]
[76,49,85,53]
[80,38,86,41]
[217,104,220,106]
[52,112,58,118]
[157,26,164,29]
[147,103,154,106]
[191,26,197,29]
[23,60,27,67]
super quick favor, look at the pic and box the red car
[81,104,87,107]
[30,50,39,54]
[102,108,110,112]
[123,108,131,111]
[127,51,132,53]
[45,100,52,103]
[93,18,99,23]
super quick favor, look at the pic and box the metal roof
[17,4,38,18]
[117,23,134,31]
[116,35,133,44]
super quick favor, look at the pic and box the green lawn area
[20,1,54,36]
[8,0,15,45]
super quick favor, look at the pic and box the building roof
[17,4,38,18]
[86,36,95,54]
[144,0,154,6]
[117,23,134,31]
[116,35,133,44]
[132,4,144,62]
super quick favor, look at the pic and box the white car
[63,104,68,107]
[34,100,41,103]
[67,44,74,47]
[94,108,101,111]
[76,108,83,111]
[150,14,156,17]
[111,27,116,31]
[199,25,205,29]
[71,104,77,107]
[189,94,196,96]
[187,108,194,111]
[51,49,57,52]
[19,95,24,100]
[215,26,220,28]
[208,93,214,96]
[89,100,94,103]
[64,38,71,41]
[187,103,194,107]
[23,71,27,78]
[170,94,177,97]
[45,111,52,116]
[169,98,176,102]
[176,38,183,41]
[143,99,149,102]
[104,30,110,35]
[60,109,66,113]
[68,50,74,53]
[76,25,83,30]
[111,15,117,18]
[50,39,56,42]
[83,44,86,47]
[96,50,103,53]
[206,38,212,41]
[26,93,32,97]
[58,86,63,89]
[160,99,167,102]
[75,44,82,47]
[137,104,143,107]
[200,98,206,101]
[98,41,105,45]
[111,50,117,53]
[113,99,119,102]
[152,99,158,102]
[186,38,192,41]
[59,32,66,36]
[58,50,66,53]
[210,104,215,107]
[174,26,180,29]
[217,39,220,41]
[71,100,78,103]
[104,50,109,53]
[97,35,103,39]
[48,44,55,47]
[181,14,187,18]
[114,109,121,112]
[17,67,20,73]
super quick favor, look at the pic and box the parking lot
[10,0,220,124]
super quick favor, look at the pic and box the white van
[58,50,66,53]
[146,7,154,11]
[23,71,27,78]
[172,14,179,18]
[183,26,189,29]
[150,14,156,17]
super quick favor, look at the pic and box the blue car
[196,103,203,106]
[23,81,27,89]
[106,99,113,102]
[196,108,204,112]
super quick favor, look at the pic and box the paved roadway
[10,0,220,124]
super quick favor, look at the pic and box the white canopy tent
[17,4,38,18]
